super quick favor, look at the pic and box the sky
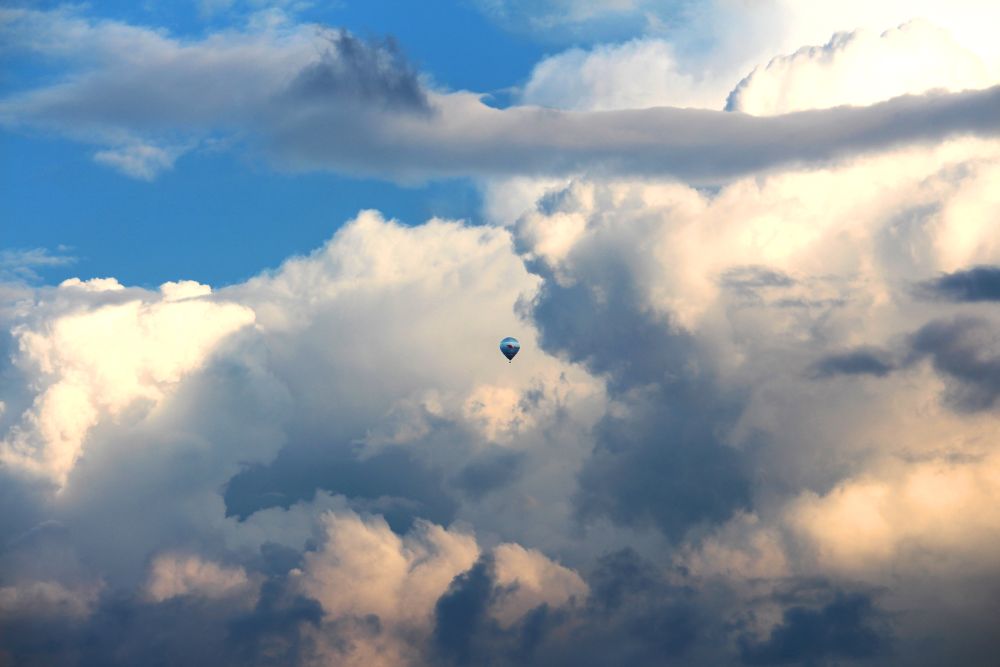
[2,1,1000,665]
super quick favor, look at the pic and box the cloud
[922,265,1000,302]
[0,247,75,283]
[267,80,1000,183]
[293,510,587,666]
[93,142,183,180]
[224,441,460,533]
[453,449,525,500]
[5,8,1000,183]
[0,206,608,665]
[909,317,1000,411]
[145,553,254,602]
[727,20,994,115]
[429,547,710,666]
[0,280,255,485]
[809,348,895,379]
[788,449,1000,577]
[739,591,889,665]
[0,579,101,620]
[4,154,1000,663]
[521,38,731,111]
[285,29,429,112]
[5,11,1000,656]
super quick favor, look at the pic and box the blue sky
[2,1,553,287]
[3,2,1000,666]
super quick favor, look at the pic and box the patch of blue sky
[2,128,483,288]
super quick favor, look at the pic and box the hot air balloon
[500,337,520,362]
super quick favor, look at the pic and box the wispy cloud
[0,247,75,283]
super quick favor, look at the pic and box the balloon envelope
[500,337,520,361]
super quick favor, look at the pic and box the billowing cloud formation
[5,130,1000,662]
[727,20,994,115]
[1,280,254,485]
[5,3,1000,666]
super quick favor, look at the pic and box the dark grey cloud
[921,266,1000,302]
[227,577,324,666]
[523,242,752,540]
[575,391,752,540]
[739,591,890,665]
[433,555,498,666]
[0,573,324,667]
[909,317,1000,412]
[809,348,895,379]
[429,548,706,667]
[579,548,700,659]
[453,449,526,500]
[224,442,458,533]
[285,30,430,112]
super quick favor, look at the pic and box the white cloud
[0,281,254,485]
[294,509,587,664]
[146,553,254,602]
[296,511,479,625]
[521,38,730,111]
[491,542,587,625]
[0,208,601,605]
[58,277,126,292]
[93,143,182,180]
[728,20,995,115]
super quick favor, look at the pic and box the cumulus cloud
[497,128,1000,660]
[0,280,254,485]
[8,126,1000,662]
[521,38,731,111]
[727,20,995,115]
[0,208,608,664]
[290,510,588,666]
[5,3,1000,664]
[5,137,1000,662]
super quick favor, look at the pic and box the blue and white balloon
[499,336,520,362]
